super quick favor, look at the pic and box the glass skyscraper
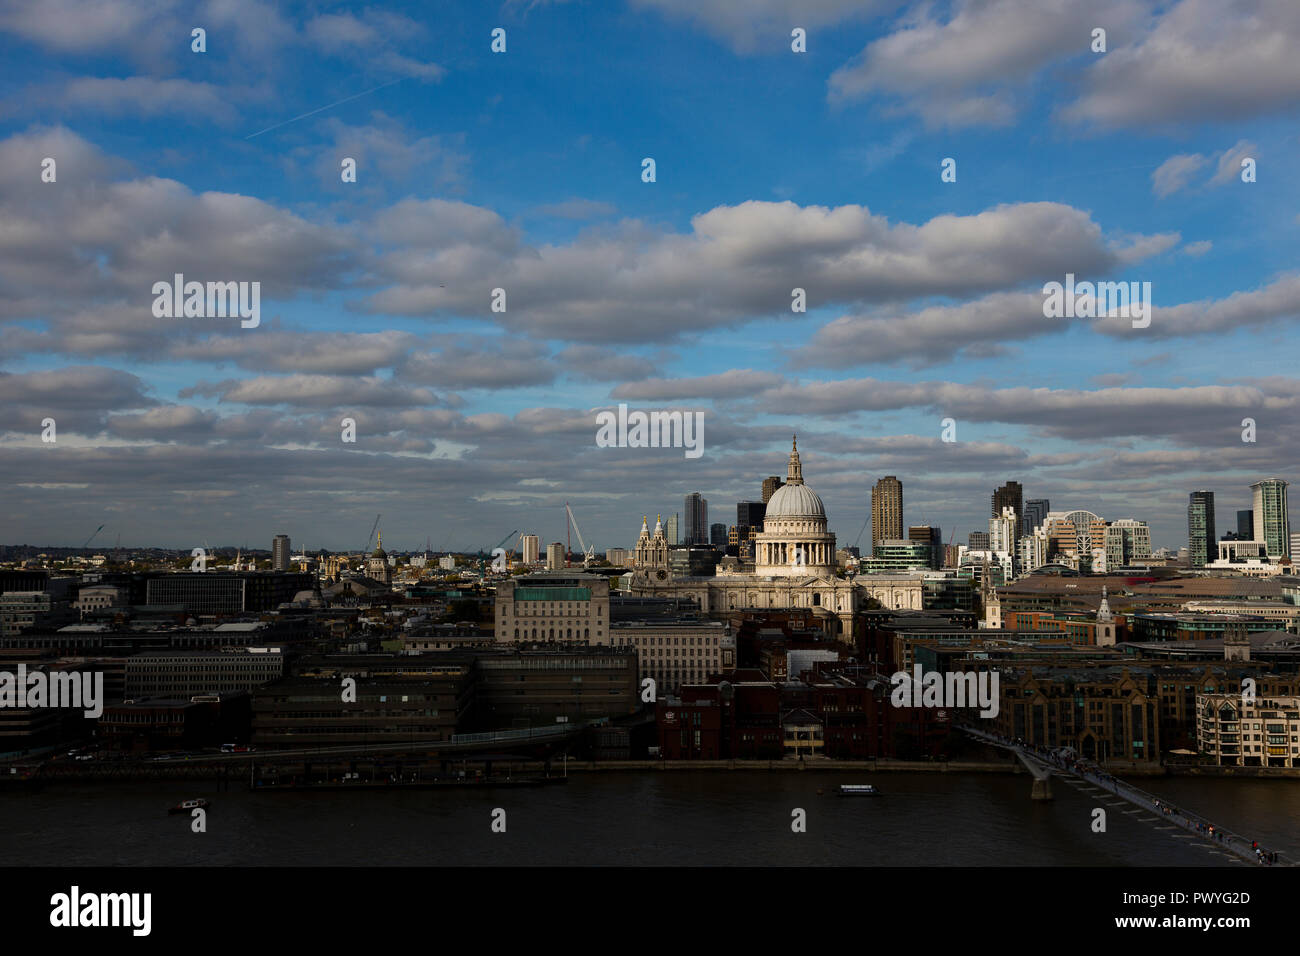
[1187,491,1215,568]
[1251,479,1290,559]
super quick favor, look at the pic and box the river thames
[2,771,1295,866]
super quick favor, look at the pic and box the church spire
[787,434,804,485]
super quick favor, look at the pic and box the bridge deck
[962,726,1293,867]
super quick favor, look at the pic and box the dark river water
[2,772,1295,866]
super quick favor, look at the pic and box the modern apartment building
[1197,692,1300,768]
[871,476,903,551]
[272,534,291,572]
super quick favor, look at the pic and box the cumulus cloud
[1094,272,1300,338]
[179,374,452,408]
[1063,0,1300,127]
[362,199,1164,343]
[830,0,1141,127]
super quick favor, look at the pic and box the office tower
[908,526,942,570]
[684,493,708,545]
[521,534,540,565]
[871,476,903,551]
[1024,499,1050,534]
[1291,533,1300,562]
[968,531,990,550]
[1251,479,1291,558]
[666,514,679,546]
[272,534,290,571]
[546,542,565,570]
[1188,491,1216,568]
[992,481,1024,530]
[737,501,766,536]
[710,523,727,548]
[1237,510,1254,540]
[1105,519,1152,569]
[761,476,783,504]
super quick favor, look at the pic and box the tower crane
[364,514,381,555]
[479,530,518,576]
[565,504,595,567]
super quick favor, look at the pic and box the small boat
[839,784,879,796]
[168,798,209,815]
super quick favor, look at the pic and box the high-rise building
[1251,479,1291,559]
[737,501,766,535]
[665,514,679,546]
[761,476,783,503]
[908,526,942,570]
[709,523,727,548]
[521,534,540,565]
[546,542,565,570]
[1105,519,1152,569]
[989,507,1018,557]
[992,481,1024,530]
[871,476,903,551]
[1187,491,1216,568]
[1237,510,1254,540]
[1018,527,1048,574]
[1024,499,1050,534]
[272,534,290,571]
[968,531,990,550]
[684,493,708,545]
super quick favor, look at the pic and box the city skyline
[2,0,1298,555]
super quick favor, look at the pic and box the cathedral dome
[765,482,826,519]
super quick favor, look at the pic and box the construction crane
[853,515,870,552]
[364,514,381,555]
[478,530,518,577]
[83,524,105,551]
[565,503,595,567]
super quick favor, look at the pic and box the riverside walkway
[962,725,1292,867]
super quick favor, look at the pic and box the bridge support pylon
[1031,776,1053,801]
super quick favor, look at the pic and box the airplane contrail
[245,79,402,140]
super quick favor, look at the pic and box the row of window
[512,628,600,640]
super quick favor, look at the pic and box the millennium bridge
[962,724,1292,866]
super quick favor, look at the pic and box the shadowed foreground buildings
[250,648,638,748]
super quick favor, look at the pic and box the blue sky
[1,0,1298,554]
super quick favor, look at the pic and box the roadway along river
[2,772,1295,866]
